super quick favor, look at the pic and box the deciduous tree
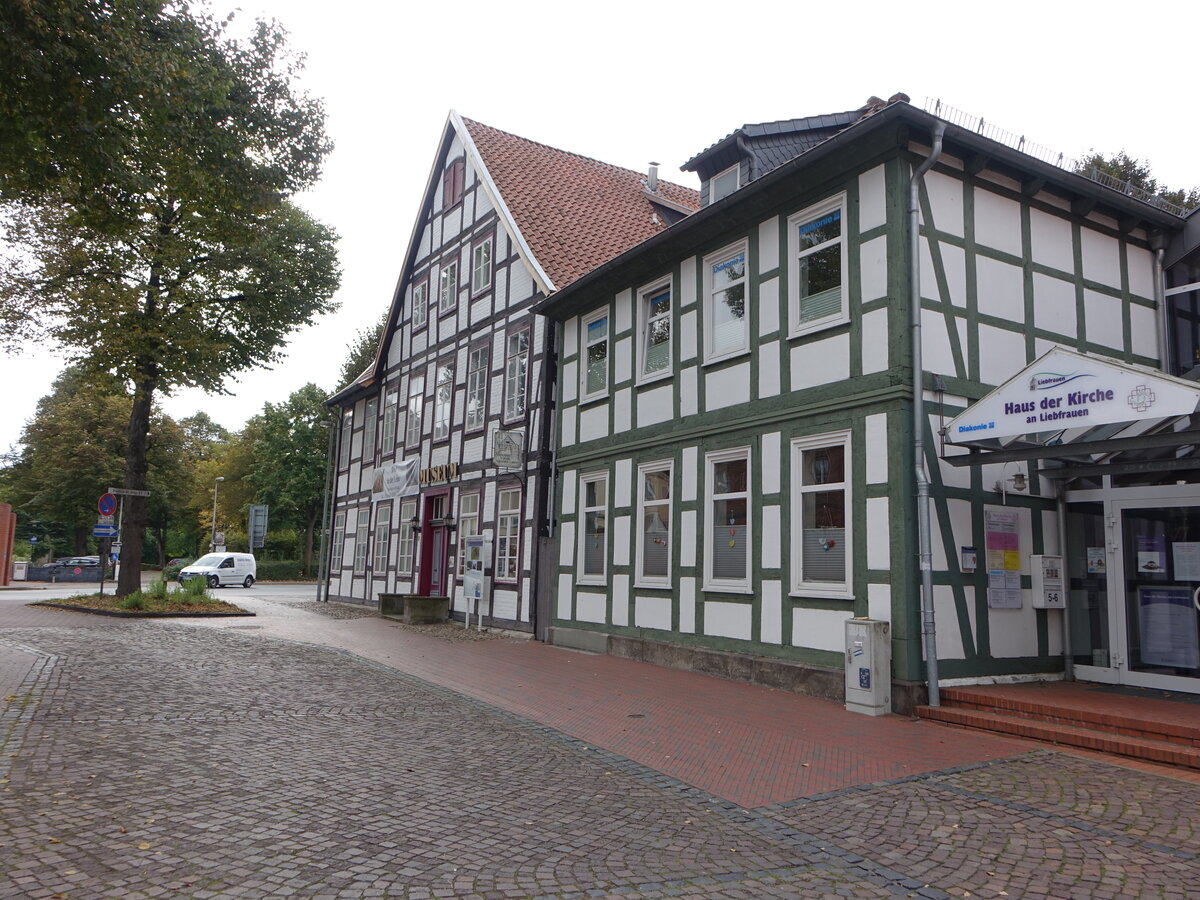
[0,3,341,594]
[248,383,333,571]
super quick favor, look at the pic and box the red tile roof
[462,118,700,290]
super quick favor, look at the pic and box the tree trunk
[116,371,157,596]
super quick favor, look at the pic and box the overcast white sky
[2,0,1197,455]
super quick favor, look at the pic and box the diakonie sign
[946,347,1200,445]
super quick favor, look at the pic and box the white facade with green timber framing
[536,98,1193,710]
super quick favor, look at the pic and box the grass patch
[37,581,249,616]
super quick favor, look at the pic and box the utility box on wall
[1030,554,1065,609]
[845,618,891,716]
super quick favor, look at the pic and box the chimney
[647,161,659,193]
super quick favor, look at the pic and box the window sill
[635,369,673,388]
[633,580,672,591]
[702,347,751,368]
[578,392,610,407]
[576,576,607,587]
[789,315,850,341]
[702,582,753,595]
[790,586,854,601]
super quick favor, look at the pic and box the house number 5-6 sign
[98,493,117,516]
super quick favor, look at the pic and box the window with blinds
[790,195,847,335]
[792,431,852,595]
[640,284,671,379]
[583,311,609,399]
[579,474,608,580]
[638,463,672,584]
[706,449,751,590]
[705,245,747,361]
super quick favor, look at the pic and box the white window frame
[495,488,522,583]
[465,345,488,432]
[637,278,672,384]
[504,330,529,422]
[471,235,493,295]
[372,504,390,573]
[381,389,398,452]
[578,471,609,585]
[411,280,428,329]
[397,500,416,575]
[635,461,672,587]
[363,398,378,461]
[787,194,848,337]
[353,508,370,575]
[405,374,425,448]
[432,363,453,442]
[791,430,853,598]
[704,447,752,593]
[332,511,346,569]
[581,308,610,401]
[457,492,480,577]
[709,163,741,204]
[703,241,749,364]
[438,260,458,314]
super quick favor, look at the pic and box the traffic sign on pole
[98,493,117,516]
[92,524,119,538]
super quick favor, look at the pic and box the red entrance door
[418,493,450,597]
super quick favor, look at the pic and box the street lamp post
[210,476,225,551]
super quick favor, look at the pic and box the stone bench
[379,593,450,625]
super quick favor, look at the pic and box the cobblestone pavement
[2,607,1200,898]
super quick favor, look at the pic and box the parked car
[178,552,256,588]
[50,556,100,569]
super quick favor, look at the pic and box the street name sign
[107,487,152,498]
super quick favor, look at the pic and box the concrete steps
[915,686,1200,769]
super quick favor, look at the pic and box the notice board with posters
[985,508,1022,609]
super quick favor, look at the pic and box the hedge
[254,559,314,581]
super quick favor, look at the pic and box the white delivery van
[179,552,257,588]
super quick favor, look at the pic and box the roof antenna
[647,161,659,193]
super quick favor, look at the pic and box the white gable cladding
[325,116,555,630]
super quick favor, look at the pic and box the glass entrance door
[1111,501,1200,691]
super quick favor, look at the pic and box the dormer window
[709,163,740,203]
[443,158,465,209]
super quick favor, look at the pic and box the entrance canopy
[942,348,1200,480]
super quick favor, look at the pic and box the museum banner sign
[946,347,1200,445]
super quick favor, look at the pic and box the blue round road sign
[98,493,117,516]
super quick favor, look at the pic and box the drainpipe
[735,134,758,182]
[910,121,946,707]
[1150,238,1170,373]
[1056,484,1074,680]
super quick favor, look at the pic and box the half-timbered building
[536,96,1200,708]
[324,113,697,634]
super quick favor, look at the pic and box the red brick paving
[336,621,1031,808]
